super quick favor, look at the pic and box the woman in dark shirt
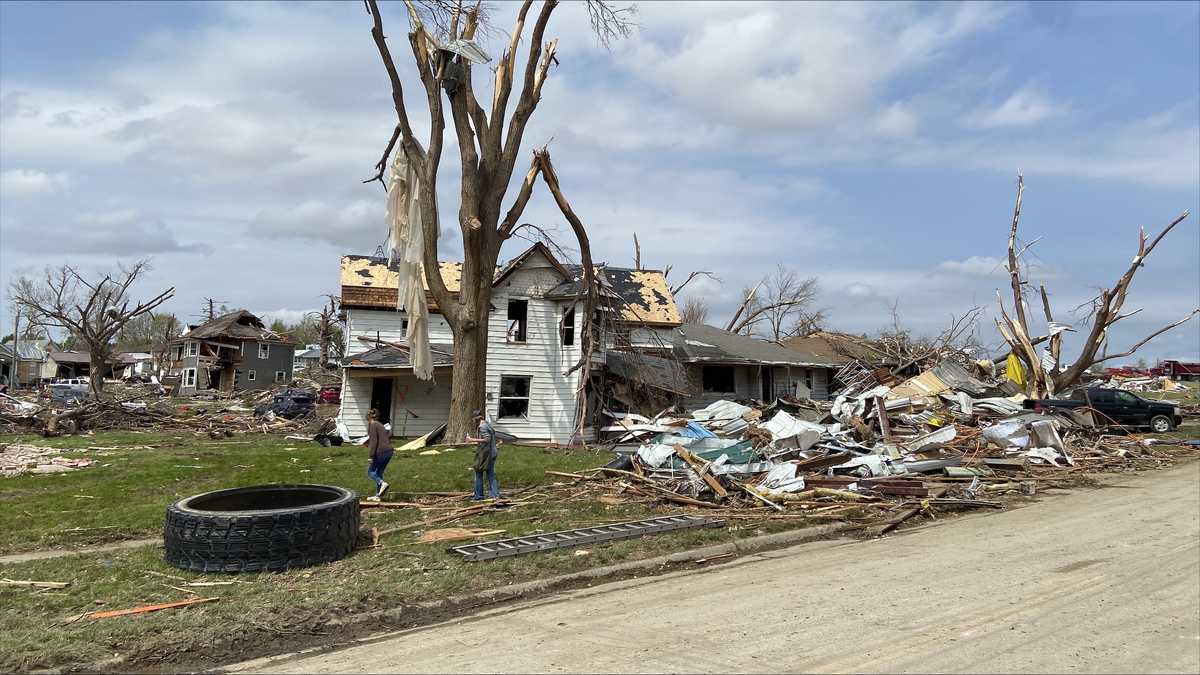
[365,408,393,501]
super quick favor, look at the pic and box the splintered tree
[10,260,174,398]
[362,0,632,440]
[995,174,1198,397]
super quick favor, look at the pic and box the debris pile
[0,383,327,438]
[591,360,1197,532]
[1099,375,1190,393]
[0,443,96,477]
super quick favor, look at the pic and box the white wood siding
[390,372,453,437]
[487,259,584,443]
[340,376,372,437]
[345,309,453,356]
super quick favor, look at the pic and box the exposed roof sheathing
[340,255,462,293]
[340,245,681,326]
[180,310,293,344]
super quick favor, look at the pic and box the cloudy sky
[2,1,1197,363]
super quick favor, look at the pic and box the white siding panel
[486,268,583,443]
[340,376,372,437]
[390,372,452,437]
[345,309,453,356]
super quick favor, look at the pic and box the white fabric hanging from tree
[387,149,433,380]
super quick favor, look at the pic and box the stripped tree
[10,260,175,398]
[995,174,1197,397]
[362,0,633,440]
[727,265,825,340]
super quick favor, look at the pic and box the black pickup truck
[1024,387,1183,432]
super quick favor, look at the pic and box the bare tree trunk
[88,350,106,398]
[446,302,490,440]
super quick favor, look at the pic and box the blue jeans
[473,452,499,500]
[368,451,393,491]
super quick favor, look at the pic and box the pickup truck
[1024,387,1183,433]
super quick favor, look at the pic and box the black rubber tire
[1149,415,1173,433]
[164,484,359,573]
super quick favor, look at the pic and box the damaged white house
[337,243,839,442]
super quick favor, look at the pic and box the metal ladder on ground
[447,515,725,562]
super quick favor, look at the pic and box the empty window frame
[561,307,576,346]
[701,365,736,393]
[274,370,286,383]
[247,370,256,382]
[498,375,531,419]
[258,343,270,359]
[805,369,814,392]
[507,300,528,343]
[183,368,197,387]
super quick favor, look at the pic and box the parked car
[318,384,341,404]
[254,389,317,420]
[1024,387,1183,432]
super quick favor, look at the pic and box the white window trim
[186,341,199,357]
[274,370,285,383]
[497,375,532,419]
[183,368,197,387]
[247,370,256,382]
[258,343,270,359]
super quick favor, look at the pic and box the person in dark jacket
[365,408,393,501]
[464,410,500,501]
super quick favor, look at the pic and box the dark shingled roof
[605,351,693,394]
[782,331,893,366]
[182,310,292,343]
[341,343,455,369]
[672,324,840,367]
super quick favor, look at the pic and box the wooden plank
[866,486,949,537]
[1,579,70,589]
[674,445,728,499]
[85,597,218,620]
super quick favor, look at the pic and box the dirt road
[235,462,1200,674]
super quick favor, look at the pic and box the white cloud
[0,168,69,197]
[966,86,1069,128]
[939,256,1007,276]
[872,102,920,138]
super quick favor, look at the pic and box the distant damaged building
[167,310,295,395]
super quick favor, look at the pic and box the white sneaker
[378,481,390,497]
[365,495,381,502]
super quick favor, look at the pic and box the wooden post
[874,396,893,443]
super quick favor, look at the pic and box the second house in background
[167,310,295,395]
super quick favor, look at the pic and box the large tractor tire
[164,484,358,573]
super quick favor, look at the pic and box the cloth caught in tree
[387,150,433,380]
[1005,353,1026,386]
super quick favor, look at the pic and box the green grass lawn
[0,431,789,671]
[0,431,606,554]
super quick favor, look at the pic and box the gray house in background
[167,310,295,395]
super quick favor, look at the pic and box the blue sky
[1,1,1197,363]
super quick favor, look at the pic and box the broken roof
[180,310,293,344]
[673,324,840,367]
[341,343,455,369]
[782,331,893,365]
[340,243,681,326]
[605,351,692,395]
[546,266,681,326]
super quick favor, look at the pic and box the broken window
[507,300,528,343]
[186,342,199,357]
[702,366,736,393]
[805,369,814,392]
[561,307,575,346]
[183,368,197,387]
[258,343,270,359]
[498,375,531,418]
[274,370,286,383]
[247,370,256,382]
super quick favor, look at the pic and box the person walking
[365,408,393,502]
[465,410,501,501]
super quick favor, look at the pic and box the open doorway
[761,367,775,402]
[370,377,394,424]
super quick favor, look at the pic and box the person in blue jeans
[464,410,501,500]
[365,408,393,502]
